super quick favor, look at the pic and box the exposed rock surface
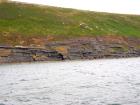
[0,36,140,63]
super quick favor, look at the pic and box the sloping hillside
[0,2,140,45]
[0,2,140,63]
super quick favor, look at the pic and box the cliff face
[0,2,140,64]
[0,36,140,64]
[0,46,64,63]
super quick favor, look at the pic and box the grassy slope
[0,2,140,39]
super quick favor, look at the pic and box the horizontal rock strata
[0,37,140,63]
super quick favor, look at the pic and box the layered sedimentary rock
[0,36,140,63]
[0,46,64,63]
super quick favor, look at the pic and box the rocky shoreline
[0,36,140,64]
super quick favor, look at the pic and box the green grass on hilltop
[0,2,140,38]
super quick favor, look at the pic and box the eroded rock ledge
[0,36,140,64]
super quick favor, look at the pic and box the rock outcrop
[0,36,140,64]
[0,46,64,63]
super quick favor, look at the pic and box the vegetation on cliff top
[0,2,140,45]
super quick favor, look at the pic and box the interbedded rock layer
[0,36,140,63]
